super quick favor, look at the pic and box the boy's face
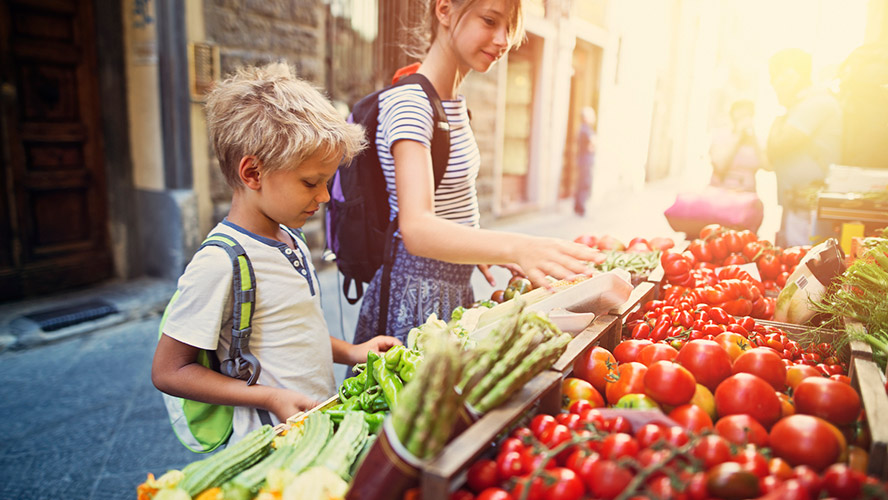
[258,151,339,229]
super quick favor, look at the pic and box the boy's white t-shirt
[162,220,336,443]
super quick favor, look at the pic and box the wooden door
[0,0,111,301]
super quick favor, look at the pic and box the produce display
[138,227,888,500]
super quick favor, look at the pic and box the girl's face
[446,0,512,74]
[257,151,339,229]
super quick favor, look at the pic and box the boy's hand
[264,387,322,422]
[351,336,402,365]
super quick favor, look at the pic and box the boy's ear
[436,0,452,27]
[238,156,262,190]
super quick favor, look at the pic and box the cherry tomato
[612,339,652,364]
[706,461,761,499]
[467,459,500,493]
[585,460,632,499]
[715,414,770,447]
[822,463,863,499]
[529,414,556,439]
[475,488,513,500]
[668,403,714,433]
[541,467,585,500]
[692,434,732,469]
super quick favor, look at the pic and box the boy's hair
[405,0,526,60]
[205,62,365,189]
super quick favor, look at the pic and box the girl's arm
[392,140,598,287]
[330,335,402,366]
[152,334,319,421]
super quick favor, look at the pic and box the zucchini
[178,425,275,497]
[310,411,369,480]
[222,443,299,499]
[281,412,333,474]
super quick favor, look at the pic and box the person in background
[709,99,765,193]
[766,48,842,247]
[353,0,598,345]
[152,62,400,444]
[574,106,597,216]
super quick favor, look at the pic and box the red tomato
[562,377,603,410]
[700,223,724,240]
[715,414,770,447]
[705,461,761,499]
[538,424,571,451]
[499,437,526,456]
[529,414,556,439]
[714,331,752,362]
[495,450,525,481]
[662,425,690,447]
[541,467,585,500]
[785,364,821,391]
[732,446,770,477]
[585,460,632,499]
[792,465,825,497]
[822,463,863,499]
[612,339,653,364]
[467,459,499,493]
[475,488,513,500]
[635,343,679,366]
[757,253,782,280]
[793,377,861,426]
[675,339,733,392]
[689,240,714,263]
[692,434,732,469]
[723,230,744,253]
[668,403,714,433]
[644,360,696,406]
[451,489,475,500]
[634,423,666,448]
[708,236,730,261]
[572,346,616,393]
[722,253,748,266]
[769,415,842,471]
[715,373,783,428]
[605,361,648,405]
[599,433,639,460]
[732,347,788,391]
[509,475,544,500]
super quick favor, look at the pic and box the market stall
[138,228,888,500]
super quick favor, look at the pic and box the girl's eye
[482,16,495,26]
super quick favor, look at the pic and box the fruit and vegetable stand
[139,229,888,500]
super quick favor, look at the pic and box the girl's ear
[238,156,262,190]
[436,0,453,28]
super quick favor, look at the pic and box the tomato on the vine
[467,459,499,493]
[604,361,647,405]
[572,346,616,393]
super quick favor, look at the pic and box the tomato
[499,437,526,456]
[613,393,660,410]
[612,339,653,364]
[635,343,679,366]
[793,377,861,426]
[785,364,821,391]
[686,471,709,500]
[538,424,571,451]
[675,339,733,392]
[700,223,724,240]
[562,377,603,410]
[668,403,714,433]
[648,476,684,499]
[520,447,555,473]
[509,475,544,500]
[706,462,761,499]
[777,392,795,418]
[495,450,525,481]
[715,373,783,428]
[644,360,696,406]
[475,488,513,500]
[721,298,753,316]
[770,415,841,471]
[714,331,752,361]
[599,433,639,460]
[689,383,717,420]
[732,347,787,391]
[603,415,633,434]
[708,306,732,325]
[781,247,806,268]
[605,361,647,405]
[768,457,794,480]
[722,230,744,253]
[572,346,616,393]
[707,236,729,261]
[732,446,770,477]
[585,460,632,499]
[822,463,863,499]
[757,253,782,281]
[692,434,732,469]
[541,467,585,500]
[649,236,675,251]
[722,253,748,266]
[467,459,499,493]
[451,489,475,500]
[715,414,770,447]
[634,423,666,448]
[577,408,605,429]
[529,414,556,439]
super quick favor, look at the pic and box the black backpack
[325,73,450,334]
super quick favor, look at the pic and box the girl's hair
[404,0,526,60]
[205,62,365,190]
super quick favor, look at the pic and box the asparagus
[391,347,432,445]
[422,347,464,457]
[405,342,451,458]
[457,300,525,392]
[473,332,572,413]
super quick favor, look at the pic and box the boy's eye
[304,181,318,188]
[482,16,495,26]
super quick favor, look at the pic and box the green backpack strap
[201,233,262,385]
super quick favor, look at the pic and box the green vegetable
[310,411,369,480]
[279,412,333,474]
[339,373,366,401]
[372,357,404,410]
[358,387,388,413]
[178,425,275,497]
[449,305,467,322]
[384,345,407,371]
[325,409,386,434]
[396,349,423,383]
[223,443,299,498]
[364,351,380,392]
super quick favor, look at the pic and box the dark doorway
[0,0,111,301]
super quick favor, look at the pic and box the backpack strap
[201,233,273,426]
[376,72,451,336]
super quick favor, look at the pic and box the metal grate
[23,300,119,332]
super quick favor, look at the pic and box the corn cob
[310,411,369,480]
[473,332,572,413]
[178,425,275,497]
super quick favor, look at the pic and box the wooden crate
[608,281,657,322]
[849,351,888,480]
[420,370,563,500]
[551,315,620,374]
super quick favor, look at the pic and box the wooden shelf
[551,315,620,374]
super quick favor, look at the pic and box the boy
[152,62,400,444]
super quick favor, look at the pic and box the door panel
[0,0,111,301]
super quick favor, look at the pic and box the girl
[354,0,598,344]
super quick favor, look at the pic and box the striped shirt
[377,83,481,229]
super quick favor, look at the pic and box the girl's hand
[352,336,402,365]
[476,263,525,287]
[514,237,598,289]
[264,387,322,422]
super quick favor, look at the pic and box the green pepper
[359,389,389,413]
[384,345,407,371]
[372,357,404,410]
[339,374,365,401]
[397,350,423,383]
[338,394,362,411]
[324,410,386,434]
[364,351,380,392]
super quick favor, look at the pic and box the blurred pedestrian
[574,106,597,216]
[709,99,765,192]
[766,48,842,247]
